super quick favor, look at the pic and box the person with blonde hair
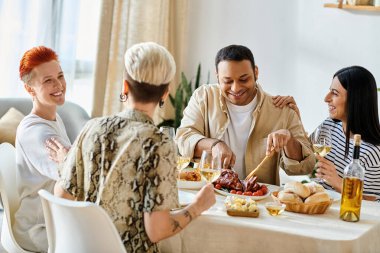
[55,42,215,253]
[14,46,71,252]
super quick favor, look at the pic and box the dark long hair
[334,66,380,156]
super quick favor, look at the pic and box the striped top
[315,118,380,201]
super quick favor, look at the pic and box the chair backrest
[38,189,127,253]
[0,98,90,143]
[0,143,32,253]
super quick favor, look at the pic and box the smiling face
[324,76,347,122]
[27,60,66,107]
[217,60,258,106]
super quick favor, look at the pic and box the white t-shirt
[13,113,70,252]
[222,96,257,178]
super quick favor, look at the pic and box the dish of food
[178,190,196,207]
[178,169,201,181]
[212,169,271,200]
[265,202,286,216]
[177,168,206,189]
[225,196,260,218]
[272,181,334,214]
[177,179,206,189]
[215,187,270,200]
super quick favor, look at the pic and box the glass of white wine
[159,126,176,140]
[199,150,222,183]
[160,127,186,176]
[177,156,191,171]
[310,125,332,182]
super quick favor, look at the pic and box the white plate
[327,190,341,201]
[177,179,206,190]
[178,190,196,206]
[214,186,271,201]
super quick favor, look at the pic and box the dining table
[159,185,380,253]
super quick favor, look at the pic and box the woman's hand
[315,154,342,191]
[144,183,216,243]
[45,138,70,164]
[272,95,301,119]
[192,183,216,214]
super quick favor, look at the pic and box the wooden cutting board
[226,209,260,218]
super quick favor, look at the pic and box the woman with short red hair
[14,46,71,252]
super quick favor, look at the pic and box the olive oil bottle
[340,134,365,222]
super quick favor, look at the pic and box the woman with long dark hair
[274,66,380,201]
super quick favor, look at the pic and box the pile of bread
[278,181,331,204]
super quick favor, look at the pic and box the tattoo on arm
[184,210,193,222]
[171,218,183,232]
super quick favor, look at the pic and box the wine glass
[199,150,222,183]
[177,156,191,172]
[310,125,332,182]
[159,126,175,139]
[160,127,190,174]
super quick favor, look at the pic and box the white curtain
[0,0,57,97]
[0,0,80,94]
[92,0,188,123]
[0,0,97,114]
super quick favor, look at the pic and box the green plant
[159,64,202,129]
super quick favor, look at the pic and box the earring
[159,100,164,108]
[119,93,128,102]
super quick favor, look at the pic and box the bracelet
[210,139,223,150]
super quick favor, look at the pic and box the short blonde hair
[124,42,176,86]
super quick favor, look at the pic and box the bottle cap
[354,134,361,146]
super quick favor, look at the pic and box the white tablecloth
[159,188,380,253]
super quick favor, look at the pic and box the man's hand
[272,95,301,119]
[266,129,292,155]
[212,141,236,169]
[45,138,70,164]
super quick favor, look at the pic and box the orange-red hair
[19,46,59,83]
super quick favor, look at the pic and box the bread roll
[278,191,303,203]
[304,192,330,204]
[284,181,311,198]
[304,182,325,194]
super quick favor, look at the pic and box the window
[0,0,101,114]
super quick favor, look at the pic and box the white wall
[183,0,380,133]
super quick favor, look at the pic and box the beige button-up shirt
[176,84,315,185]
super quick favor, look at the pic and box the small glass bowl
[265,202,286,216]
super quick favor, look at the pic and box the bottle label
[340,177,363,222]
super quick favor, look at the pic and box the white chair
[0,142,33,253]
[38,189,127,253]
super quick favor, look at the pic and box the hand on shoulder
[272,95,301,119]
